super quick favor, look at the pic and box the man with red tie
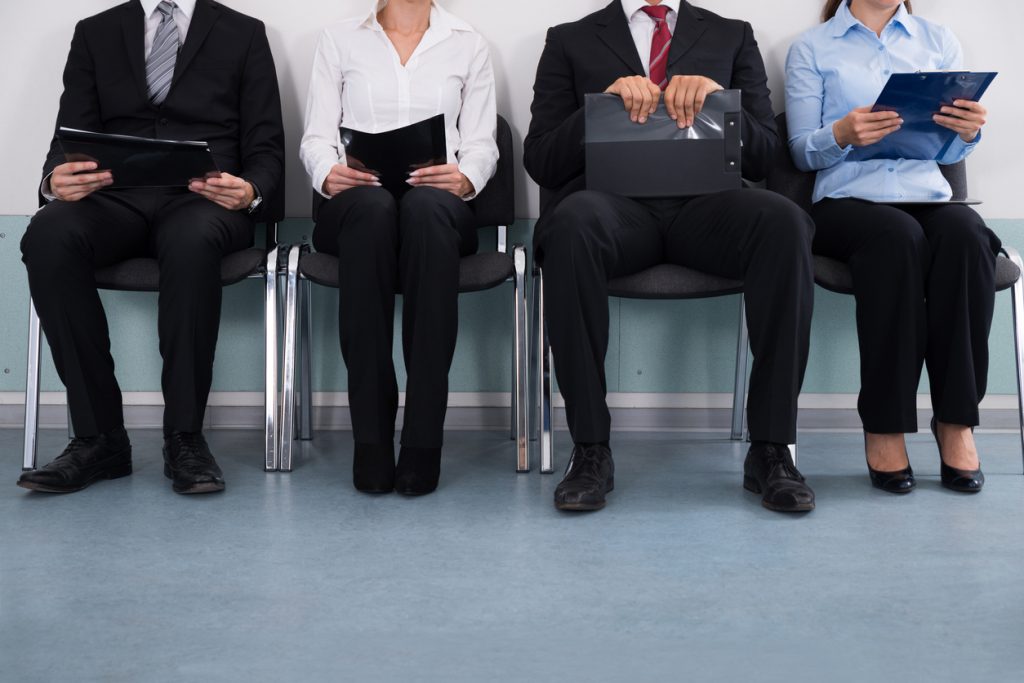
[525,0,817,513]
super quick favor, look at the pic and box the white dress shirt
[140,0,194,57]
[300,0,498,199]
[621,0,680,77]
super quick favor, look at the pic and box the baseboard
[1,392,1020,432]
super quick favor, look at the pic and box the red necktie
[641,5,672,90]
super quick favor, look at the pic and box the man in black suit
[18,0,284,495]
[526,0,816,513]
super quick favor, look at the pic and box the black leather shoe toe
[868,466,916,494]
[163,431,225,494]
[395,447,442,496]
[353,442,395,493]
[554,444,614,512]
[743,443,815,513]
[17,427,132,494]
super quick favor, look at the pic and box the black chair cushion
[94,247,267,291]
[608,264,743,300]
[815,254,1020,295]
[299,250,515,294]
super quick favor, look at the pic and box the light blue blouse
[785,1,979,203]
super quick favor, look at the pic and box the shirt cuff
[459,163,486,202]
[40,173,57,202]
[807,124,852,167]
[313,159,337,199]
[945,130,981,160]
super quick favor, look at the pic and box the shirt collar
[140,0,196,20]
[831,0,915,38]
[621,0,681,22]
[365,1,472,33]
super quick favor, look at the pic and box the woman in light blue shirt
[785,0,997,494]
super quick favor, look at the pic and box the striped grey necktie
[146,1,179,105]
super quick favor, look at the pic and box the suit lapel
[171,0,221,88]
[121,0,148,100]
[596,2,645,77]
[667,0,708,68]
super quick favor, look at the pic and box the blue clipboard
[848,71,997,162]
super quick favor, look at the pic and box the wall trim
[1,392,1019,431]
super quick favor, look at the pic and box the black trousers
[534,189,815,445]
[312,186,478,449]
[21,189,254,437]
[811,199,1001,432]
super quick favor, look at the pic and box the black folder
[339,115,448,197]
[848,71,997,162]
[57,127,220,188]
[585,90,742,198]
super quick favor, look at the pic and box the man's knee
[21,205,91,272]
[534,191,610,262]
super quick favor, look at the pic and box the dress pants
[21,189,254,437]
[312,186,478,449]
[534,189,815,445]
[811,198,1001,432]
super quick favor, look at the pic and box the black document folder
[340,115,448,197]
[57,127,220,188]
[848,71,997,162]
[585,90,742,198]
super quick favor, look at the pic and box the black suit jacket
[524,1,779,210]
[43,0,284,207]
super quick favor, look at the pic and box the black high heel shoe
[930,417,984,494]
[864,434,916,494]
[395,446,442,496]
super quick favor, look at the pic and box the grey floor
[2,428,1023,682]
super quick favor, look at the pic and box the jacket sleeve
[43,21,103,181]
[730,22,780,182]
[238,21,285,206]
[523,26,586,190]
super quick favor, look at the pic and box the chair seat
[815,254,1021,295]
[94,247,267,292]
[299,251,515,293]
[608,263,743,300]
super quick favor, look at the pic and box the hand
[605,76,662,123]
[407,164,474,198]
[321,164,381,197]
[189,172,255,211]
[934,100,987,143]
[664,75,724,128]
[49,161,113,201]
[833,106,903,148]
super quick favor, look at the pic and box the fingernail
[405,179,414,186]
[409,170,419,178]
[639,117,647,123]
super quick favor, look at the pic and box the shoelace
[170,432,210,469]
[763,447,805,482]
[565,446,608,483]
[52,437,97,465]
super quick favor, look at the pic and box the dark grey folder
[585,90,742,198]
[57,127,220,188]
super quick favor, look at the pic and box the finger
[862,117,904,132]
[647,82,661,115]
[682,81,698,126]
[629,83,644,122]
[340,167,380,183]
[59,171,113,187]
[693,87,709,119]
[637,86,653,123]
[939,106,984,123]
[410,165,457,178]
[932,114,974,131]
[619,83,635,116]
[204,176,244,189]
[862,110,902,122]
[664,81,679,121]
[953,100,984,113]
[58,161,101,175]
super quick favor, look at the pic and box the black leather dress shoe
[17,427,132,493]
[930,418,984,493]
[395,447,441,496]
[554,444,614,512]
[163,431,225,494]
[353,442,395,493]
[743,443,815,513]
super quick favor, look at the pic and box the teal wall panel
[2,214,1022,396]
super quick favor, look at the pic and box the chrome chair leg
[264,249,279,471]
[298,276,314,441]
[731,294,750,441]
[537,269,555,474]
[279,245,301,473]
[1004,246,1024,472]
[23,299,42,471]
[513,245,529,472]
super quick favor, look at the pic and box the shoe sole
[163,463,225,495]
[743,476,815,513]
[16,458,132,494]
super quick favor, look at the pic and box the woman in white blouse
[300,0,498,496]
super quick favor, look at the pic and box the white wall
[0,0,1020,219]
